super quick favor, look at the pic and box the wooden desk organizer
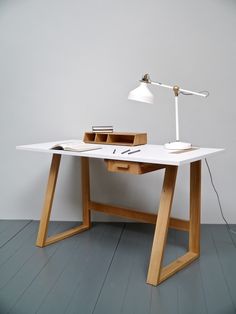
[83,132,147,146]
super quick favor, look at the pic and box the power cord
[177,88,234,242]
[205,158,236,248]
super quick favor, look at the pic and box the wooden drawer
[104,159,165,175]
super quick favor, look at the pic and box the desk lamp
[128,74,208,150]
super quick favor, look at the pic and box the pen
[128,149,141,155]
[121,149,131,154]
[113,149,116,154]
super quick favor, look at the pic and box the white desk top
[16,140,224,166]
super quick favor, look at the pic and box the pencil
[121,149,131,154]
[128,149,141,155]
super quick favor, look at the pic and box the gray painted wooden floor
[0,221,236,314]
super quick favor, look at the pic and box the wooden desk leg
[147,165,178,285]
[189,160,201,255]
[36,154,61,247]
[81,157,91,228]
[147,160,201,286]
[36,155,91,247]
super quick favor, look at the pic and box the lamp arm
[150,81,173,90]
[149,80,206,143]
[150,81,207,97]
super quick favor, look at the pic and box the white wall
[0,0,235,223]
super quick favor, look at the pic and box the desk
[17,140,223,286]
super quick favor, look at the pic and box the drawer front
[104,160,165,175]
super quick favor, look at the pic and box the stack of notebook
[92,126,113,133]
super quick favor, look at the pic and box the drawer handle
[117,164,130,170]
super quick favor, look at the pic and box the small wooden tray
[83,132,147,146]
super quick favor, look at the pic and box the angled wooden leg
[147,165,178,285]
[146,160,202,286]
[36,154,61,247]
[36,155,91,248]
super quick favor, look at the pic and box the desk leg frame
[147,160,201,286]
[36,155,91,247]
[36,155,201,286]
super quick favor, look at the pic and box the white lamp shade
[128,82,154,104]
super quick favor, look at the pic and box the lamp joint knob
[173,85,180,96]
[140,73,151,84]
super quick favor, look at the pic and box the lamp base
[164,141,192,150]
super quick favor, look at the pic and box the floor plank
[93,223,153,314]
[199,225,235,314]
[9,223,88,314]
[210,225,236,312]
[64,223,124,314]
[93,224,179,314]
[0,220,31,247]
[0,221,61,290]
[174,230,208,314]
[0,222,76,313]
[0,221,36,268]
[149,229,179,314]
[12,223,123,314]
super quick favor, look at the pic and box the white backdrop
[0,0,235,223]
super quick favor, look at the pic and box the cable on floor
[205,158,236,248]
